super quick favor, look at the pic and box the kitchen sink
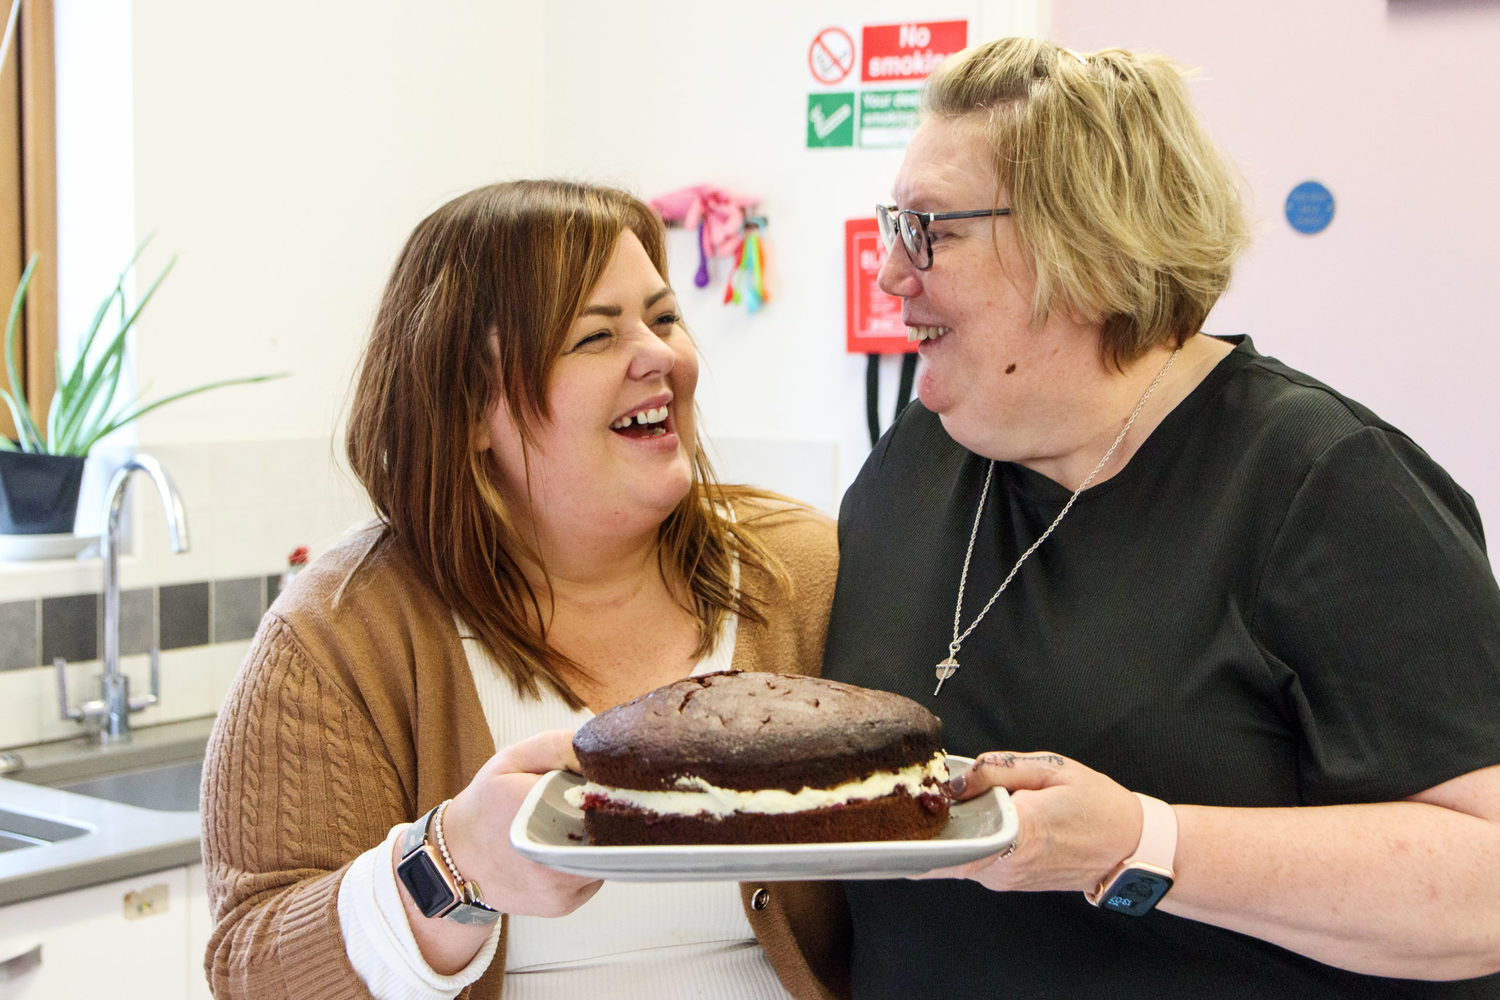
[0,719,210,907]
[7,717,212,814]
[0,808,91,852]
[48,758,204,813]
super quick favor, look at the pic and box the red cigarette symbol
[809,27,855,85]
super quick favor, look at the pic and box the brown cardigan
[201,502,849,999]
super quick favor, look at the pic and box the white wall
[536,0,1047,499]
[1053,0,1500,544]
[126,0,551,446]
[57,0,1500,533]
[114,0,1048,509]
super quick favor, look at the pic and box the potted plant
[0,242,283,535]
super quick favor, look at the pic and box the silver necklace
[933,347,1180,696]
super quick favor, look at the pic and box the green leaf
[53,238,160,440]
[52,321,128,452]
[79,373,287,454]
[0,387,29,448]
[5,238,287,456]
[3,255,46,450]
[52,254,177,452]
[59,356,129,455]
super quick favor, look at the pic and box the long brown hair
[345,179,791,709]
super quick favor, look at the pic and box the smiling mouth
[610,404,670,438]
[908,325,948,342]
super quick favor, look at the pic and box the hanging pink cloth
[650,186,759,286]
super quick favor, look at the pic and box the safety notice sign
[806,20,968,150]
[860,21,968,83]
[845,218,911,354]
[808,27,855,85]
[859,88,922,149]
[808,92,856,147]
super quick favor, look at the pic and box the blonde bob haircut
[923,37,1250,367]
[346,179,790,709]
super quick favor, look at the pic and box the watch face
[1100,870,1173,915]
[397,848,459,919]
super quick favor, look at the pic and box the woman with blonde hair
[824,37,1500,997]
[201,180,845,999]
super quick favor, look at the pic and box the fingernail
[946,773,967,797]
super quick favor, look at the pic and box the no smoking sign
[808,26,855,85]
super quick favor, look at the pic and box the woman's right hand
[436,728,604,918]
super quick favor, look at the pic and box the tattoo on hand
[976,752,1065,769]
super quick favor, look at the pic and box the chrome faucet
[55,454,190,743]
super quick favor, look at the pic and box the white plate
[509,755,1017,882]
[0,533,98,561]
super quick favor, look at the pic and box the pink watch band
[1085,792,1178,908]
[1131,793,1178,871]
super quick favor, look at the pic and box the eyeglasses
[875,204,1012,271]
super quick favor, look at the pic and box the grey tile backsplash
[213,577,265,643]
[41,594,99,665]
[0,600,37,672]
[0,575,272,671]
[160,583,211,650]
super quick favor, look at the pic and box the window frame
[1,0,58,445]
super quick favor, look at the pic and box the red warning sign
[808,26,856,85]
[860,20,968,84]
[845,219,912,354]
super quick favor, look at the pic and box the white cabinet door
[0,867,189,1000]
[185,862,212,1000]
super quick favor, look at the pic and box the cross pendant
[933,657,959,696]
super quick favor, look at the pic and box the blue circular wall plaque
[1285,180,1335,235]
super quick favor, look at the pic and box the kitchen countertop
[0,717,212,907]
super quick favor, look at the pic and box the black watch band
[396,804,501,926]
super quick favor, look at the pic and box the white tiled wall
[0,438,373,750]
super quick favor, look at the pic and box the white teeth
[907,325,949,342]
[612,405,669,430]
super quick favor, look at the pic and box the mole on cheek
[1005,363,1017,374]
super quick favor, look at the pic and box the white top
[338,605,792,1000]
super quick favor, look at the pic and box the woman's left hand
[914,750,1143,893]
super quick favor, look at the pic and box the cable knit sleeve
[201,613,409,999]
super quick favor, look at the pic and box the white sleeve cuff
[336,823,502,1000]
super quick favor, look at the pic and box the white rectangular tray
[509,755,1017,882]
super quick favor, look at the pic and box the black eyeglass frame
[875,204,1013,271]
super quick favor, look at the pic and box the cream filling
[564,753,949,818]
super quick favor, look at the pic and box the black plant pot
[0,449,86,534]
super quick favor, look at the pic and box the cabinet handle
[0,943,42,982]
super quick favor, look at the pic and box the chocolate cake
[566,671,950,845]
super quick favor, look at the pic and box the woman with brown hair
[200,180,844,999]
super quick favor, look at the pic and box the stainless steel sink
[7,716,211,814]
[0,719,210,907]
[0,809,91,852]
[49,758,203,813]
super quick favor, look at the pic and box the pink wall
[1052,1,1500,552]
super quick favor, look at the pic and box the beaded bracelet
[432,798,469,887]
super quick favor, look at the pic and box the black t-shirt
[823,337,1500,998]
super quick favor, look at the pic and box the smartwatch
[395,804,501,925]
[1085,792,1177,915]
